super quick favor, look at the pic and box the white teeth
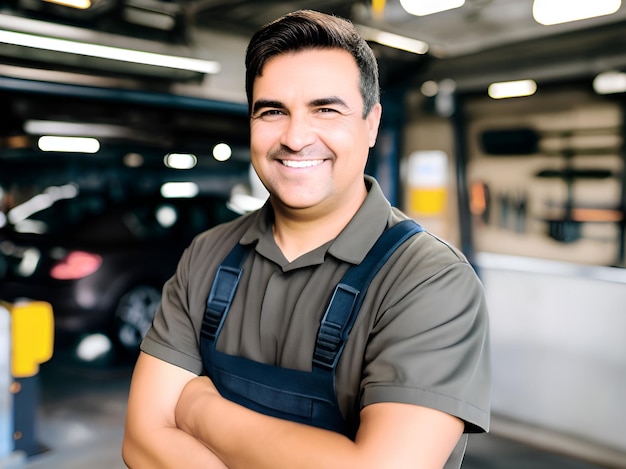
[281,159,324,168]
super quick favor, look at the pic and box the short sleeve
[360,239,490,433]
[141,240,205,375]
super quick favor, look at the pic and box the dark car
[0,187,241,355]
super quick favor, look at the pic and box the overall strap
[313,220,424,370]
[201,242,250,341]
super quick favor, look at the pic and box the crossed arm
[122,352,464,469]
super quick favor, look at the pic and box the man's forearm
[178,389,359,469]
[122,424,228,469]
[123,353,229,469]
[175,377,464,469]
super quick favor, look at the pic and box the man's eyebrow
[309,97,349,108]
[251,99,283,115]
[251,96,350,115]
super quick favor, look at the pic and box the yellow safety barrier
[1,301,54,378]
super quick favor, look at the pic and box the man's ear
[367,103,383,148]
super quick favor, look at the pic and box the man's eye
[318,108,338,113]
[260,109,283,117]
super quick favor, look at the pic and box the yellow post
[2,300,54,456]
[3,301,54,378]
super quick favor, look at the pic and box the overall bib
[200,220,424,438]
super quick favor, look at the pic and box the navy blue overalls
[200,219,424,438]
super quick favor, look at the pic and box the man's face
[249,48,381,218]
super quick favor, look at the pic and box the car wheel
[113,284,161,352]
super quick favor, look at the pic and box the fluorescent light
[164,153,197,169]
[372,31,429,54]
[400,0,465,16]
[533,0,622,25]
[38,136,100,153]
[0,30,221,74]
[593,71,626,94]
[25,120,134,138]
[488,80,537,99]
[357,25,428,54]
[44,0,91,8]
[160,182,199,198]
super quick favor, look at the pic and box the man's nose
[279,113,316,151]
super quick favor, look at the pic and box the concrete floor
[5,346,622,469]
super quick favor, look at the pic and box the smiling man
[249,47,380,260]
[123,10,490,469]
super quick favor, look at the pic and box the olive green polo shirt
[143,176,490,438]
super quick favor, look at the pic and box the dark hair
[245,9,380,118]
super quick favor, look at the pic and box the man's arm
[122,352,227,469]
[175,376,464,469]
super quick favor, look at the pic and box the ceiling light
[164,153,197,169]
[156,205,178,228]
[400,0,465,16]
[0,30,221,74]
[25,120,134,138]
[593,71,626,94]
[44,0,91,9]
[160,182,199,198]
[532,0,622,25]
[488,80,537,99]
[38,136,100,153]
[357,25,428,54]
[212,143,233,161]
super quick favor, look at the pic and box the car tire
[112,284,161,354]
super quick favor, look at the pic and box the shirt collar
[238,175,391,266]
[327,176,390,264]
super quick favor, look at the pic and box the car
[0,185,241,357]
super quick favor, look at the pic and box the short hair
[245,10,380,118]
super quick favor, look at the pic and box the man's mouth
[281,159,324,168]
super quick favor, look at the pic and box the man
[123,9,490,469]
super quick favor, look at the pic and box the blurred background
[0,1,625,468]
